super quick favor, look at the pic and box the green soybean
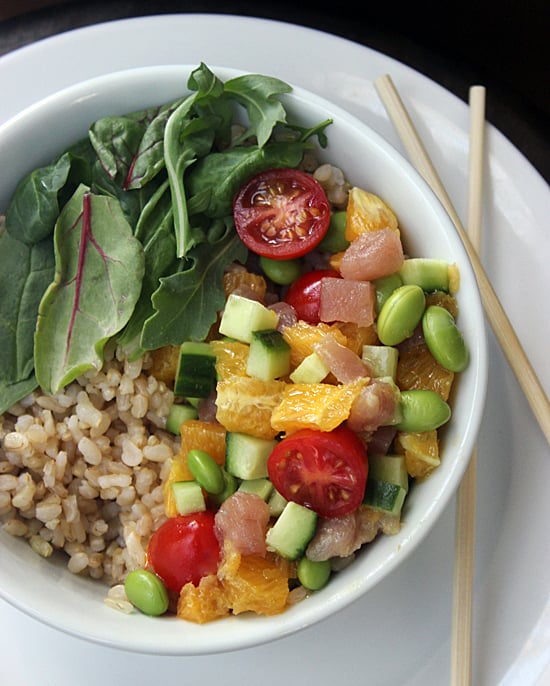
[399,258,450,292]
[259,256,302,285]
[373,272,403,314]
[186,449,225,494]
[422,305,469,372]
[124,569,169,616]
[395,389,451,432]
[297,557,332,591]
[209,469,238,506]
[318,211,350,253]
[377,284,425,345]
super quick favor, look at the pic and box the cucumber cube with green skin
[172,481,206,515]
[266,501,317,560]
[225,432,277,480]
[174,342,216,397]
[268,489,288,517]
[238,478,274,501]
[361,345,399,379]
[368,454,409,491]
[363,479,407,516]
[165,403,198,435]
[289,352,329,384]
[219,293,279,343]
[246,329,291,381]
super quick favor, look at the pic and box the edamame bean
[209,469,238,506]
[395,389,451,432]
[186,449,225,494]
[297,557,332,591]
[373,272,403,314]
[318,211,350,252]
[124,569,169,616]
[422,305,469,372]
[377,284,425,345]
[399,258,450,292]
[259,256,302,285]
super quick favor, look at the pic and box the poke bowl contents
[0,64,486,652]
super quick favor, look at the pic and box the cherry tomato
[267,425,368,518]
[284,269,341,324]
[233,168,331,259]
[147,511,220,593]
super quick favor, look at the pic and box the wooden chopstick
[449,85,486,686]
[373,74,550,447]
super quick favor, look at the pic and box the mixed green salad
[0,62,331,411]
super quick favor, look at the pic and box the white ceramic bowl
[0,65,487,655]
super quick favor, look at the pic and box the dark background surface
[0,0,548,182]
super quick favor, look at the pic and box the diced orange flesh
[283,320,348,369]
[216,376,286,439]
[177,575,230,624]
[148,345,180,387]
[221,551,290,616]
[271,377,369,434]
[396,339,455,401]
[345,187,399,241]
[425,290,460,319]
[395,430,441,479]
[334,322,378,354]
[223,269,267,299]
[210,339,250,380]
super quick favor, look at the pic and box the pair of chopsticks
[374,74,550,685]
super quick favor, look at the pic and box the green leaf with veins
[34,185,144,393]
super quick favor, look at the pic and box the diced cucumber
[266,501,317,560]
[225,432,277,480]
[363,454,408,517]
[268,489,288,517]
[368,454,409,491]
[289,352,329,384]
[174,342,217,398]
[238,478,274,501]
[165,403,198,435]
[361,345,399,379]
[219,293,279,343]
[399,258,450,292]
[246,329,291,381]
[171,481,206,515]
[363,479,407,517]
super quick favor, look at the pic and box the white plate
[1,13,549,686]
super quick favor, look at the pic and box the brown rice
[0,342,177,584]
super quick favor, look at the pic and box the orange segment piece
[210,339,250,380]
[216,376,286,440]
[425,290,459,319]
[177,575,230,623]
[345,187,399,241]
[395,430,441,479]
[220,550,290,616]
[334,322,378,354]
[396,339,455,401]
[223,268,267,299]
[271,377,369,434]
[283,320,348,369]
[148,345,180,387]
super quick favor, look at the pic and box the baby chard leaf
[34,185,145,394]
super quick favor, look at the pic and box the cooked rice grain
[0,349,177,583]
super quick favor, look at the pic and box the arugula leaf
[223,74,291,147]
[0,231,54,385]
[140,222,247,349]
[34,185,145,393]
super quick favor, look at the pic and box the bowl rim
[0,63,488,655]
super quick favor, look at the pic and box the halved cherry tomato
[267,425,368,518]
[284,269,341,324]
[233,168,331,259]
[147,511,220,593]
